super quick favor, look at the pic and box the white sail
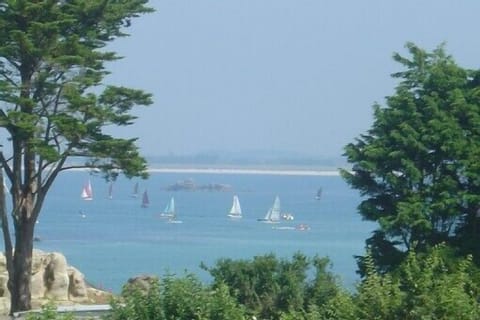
[269,196,281,221]
[160,197,175,217]
[81,180,93,201]
[165,197,175,214]
[228,195,242,218]
[260,196,280,223]
[166,197,182,223]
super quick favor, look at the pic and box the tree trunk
[9,218,34,314]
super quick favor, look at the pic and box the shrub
[107,274,245,320]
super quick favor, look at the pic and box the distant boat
[167,208,183,224]
[272,224,310,231]
[162,198,182,223]
[281,212,294,221]
[272,226,295,230]
[108,182,113,200]
[131,182,139,198]
[141,190,149,208]
[81,180,93,201]
[228,195,242,219]
[167,214,183,224]
[295,223,311,231]
[315,188,322,200]
[159,197,175,218]
[257,196,281,223]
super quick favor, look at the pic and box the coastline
[66,163,349,176]
[147,167,342,176]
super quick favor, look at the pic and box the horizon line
[146,167,343,176]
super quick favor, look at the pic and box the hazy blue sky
[106,1,480,158]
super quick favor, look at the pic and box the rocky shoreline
[0,250,113,315]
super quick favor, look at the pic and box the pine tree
[0,0,153,313]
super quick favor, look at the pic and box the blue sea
[25,170,375,293]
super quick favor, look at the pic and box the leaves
[0,0,154,187]
[108,274,245,320]
[343,43,480,271]
[0,0,154,313]
[203,253,340,319]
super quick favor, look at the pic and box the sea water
[12,171,375,293]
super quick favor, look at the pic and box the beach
[147,167,342,176]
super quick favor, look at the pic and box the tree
[352,246,480,320]
[0,0,153,313]
[203,253,340,320]
[342,42,480,273]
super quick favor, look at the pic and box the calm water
[17,171,375,293]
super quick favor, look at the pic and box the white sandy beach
[147,167,341,176]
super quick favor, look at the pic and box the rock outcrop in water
[0,249,112,314]
[166,178,232,192]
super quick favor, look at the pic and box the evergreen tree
[342,43,480,272]
[0,0,153,313]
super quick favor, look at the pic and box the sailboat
[81,180,93,201]
[257,196,281,223]
[131,182,139,198]
[160,197,182,223]
[228,195,242,219]
[141,190,149,208]
[108,182,113,200]
[166,207,183,224]
[167,212,183,224]
[315,187,322,200]
[159,197,175,217]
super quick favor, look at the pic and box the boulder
[44,252,70,300]
[0,250,113,315]
[68,267,88,301]
[31,269,45,299]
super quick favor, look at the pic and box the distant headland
[165,178,233,191]
[150,167,340,176]
[145,153,347,176]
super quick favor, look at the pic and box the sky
[105,1,480,158]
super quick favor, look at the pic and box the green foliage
[279,307,321,320]
[305,256,341,307]
[107,245,480,320]
[393,246,480,319]
[0,0,153,312]
[351,245,480,320]
[0,0,155,194]
[317,291,356,320]
[203,252,340,320]
[108,274,245,320]
[25,302,74,320]
[110,277,164,320]
[342,42,480,272]
[354,254,404,319]
[203,283,246,320]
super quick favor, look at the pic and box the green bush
[351,245,480,320]
[25,303,74,320]
[203,252,340,319]
[107,274,245,320]
[28,247,480,320]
